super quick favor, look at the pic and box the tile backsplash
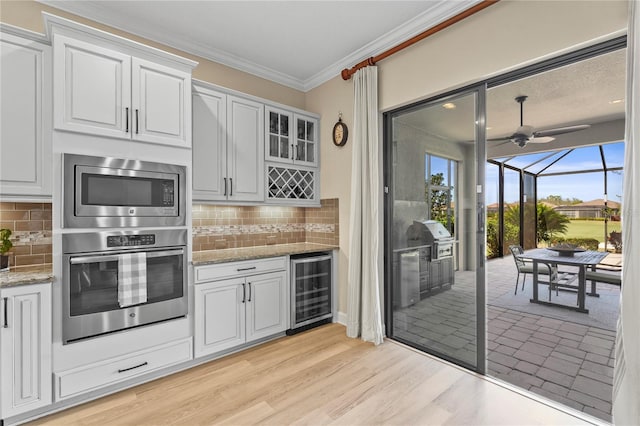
[0,202,53,267]
[0,199,338,265]
[192,198,339,251]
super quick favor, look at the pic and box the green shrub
[554,237,599,251]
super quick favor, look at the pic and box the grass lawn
[562,220,621,242]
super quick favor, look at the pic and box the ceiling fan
[489,96,591,147]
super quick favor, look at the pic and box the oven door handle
[70,249,185,265]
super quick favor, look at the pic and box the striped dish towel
[118,252,147,307]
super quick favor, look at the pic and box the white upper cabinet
[227,95,264,202]
[265,106,318,168]
[265,106,292,163]
[54,35,130,139]
[192,82,264,203]
[131,58,189,145]
[193,87,227,200]
[0,29,52,198]
[293,114,318,167]
[49,15,196,148]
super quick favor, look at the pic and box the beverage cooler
[287,252,333,334]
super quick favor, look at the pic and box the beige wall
[307,0,628,316]
[305,76,354,316]
[0,0,306,108]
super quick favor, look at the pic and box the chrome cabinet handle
[125,107,129,133]
[224,177,227,196]
[2,297,8,328]
[247,282,252,302]
[241,283,246,303]
[230,178,233,196]
[118,361,148,373]
[135,109,139,134]
[236,266,256,272]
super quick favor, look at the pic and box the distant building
[553,199,621,220]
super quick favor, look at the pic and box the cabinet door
[53,34,131,139]
[132,58,191,147]
[0,283,52,418]
[293,114,318,167]
[227,95,264,202]
[246,271,288,342]
[194,278,246,357]
[192,87,227,201]
[265,106,293,164]
[0,32,52,197]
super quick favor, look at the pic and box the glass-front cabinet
[266,106,291,162]
[294,114,317,166]
[265,106,317,167]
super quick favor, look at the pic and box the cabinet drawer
[56,338,192,399]
[195,256,287,283]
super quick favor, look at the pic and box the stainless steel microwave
[63,154,186,228]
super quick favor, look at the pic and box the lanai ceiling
[394,47,627,157]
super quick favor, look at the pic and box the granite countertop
[192,242,339,266]
[0,264,54,288]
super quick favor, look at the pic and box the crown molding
[304,0,482,91]
[0,22,49,44]
[38,0,482,92]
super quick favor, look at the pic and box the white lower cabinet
[0,283,52,420]
[194,258,288,358]
[55,338,192,400]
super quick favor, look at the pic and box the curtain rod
[340,0,500,80]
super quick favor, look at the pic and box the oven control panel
[107,234,156,247]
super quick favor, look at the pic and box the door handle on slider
[2,297,8,328]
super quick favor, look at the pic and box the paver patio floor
[392,254,619,422]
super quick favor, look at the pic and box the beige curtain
[346,66,384,345]
[613,2,639,424]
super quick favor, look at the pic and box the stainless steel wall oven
[63,154,186,228]
[62,229,188,344]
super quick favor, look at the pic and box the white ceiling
[39,0,480,91]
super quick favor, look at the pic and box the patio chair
[509,245,556,295]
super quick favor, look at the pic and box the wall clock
[332,115,348,147]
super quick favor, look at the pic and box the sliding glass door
[384,85,487,372]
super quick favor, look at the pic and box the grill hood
[406,220,452,245]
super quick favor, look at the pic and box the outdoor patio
[392,253,620,422]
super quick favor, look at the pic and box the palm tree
[537,203,570,243]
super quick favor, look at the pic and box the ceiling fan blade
[528,136,556,144]
[487,137,511,142]
[533,124,591,138]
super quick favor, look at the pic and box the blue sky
[484,142,624,205]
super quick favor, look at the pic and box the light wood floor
[31,324,595,425]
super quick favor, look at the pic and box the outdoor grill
[406,220,454,260]
[405,220,455,294]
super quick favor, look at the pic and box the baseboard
[336,311,347,325]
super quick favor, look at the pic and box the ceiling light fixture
[442,102,456,110]
[608,99,624,104]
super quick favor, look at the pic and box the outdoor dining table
[518,248,609,314]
